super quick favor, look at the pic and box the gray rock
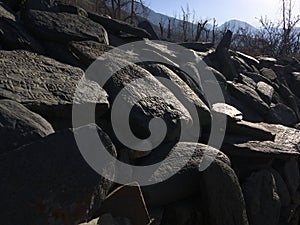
[276,83,300,121]
[212,103,243,120]
[0,124,117,224]
[42,41,84,68]
[256,81,274,105]
[0,17,44,52]
[236,51,260,69]
[160,198,205,225]
[0,50,109,130]
[222,140,300,159]
[290,72,300,99]
[239,74,257,90]
[24,0,54,10]
[258,56,277,68]
[0,2,16,21]
[267,103,297,126]
[261,123,300,150]
[227,81,270,117]
[283,159,300,200]
[0,99,54,154]
[69,41,113,68]
[271,169,291,207]
[137,142,249,225]
[88,12,151,39]
[229,95,264,122]
[140,63,211,141]
[22,10,109,45]
[95,59,192,142]
[260,67,277,81]
[97,183,151,225]
[138,20,159,40]
[242,170,281,225]
[48,3,88,17]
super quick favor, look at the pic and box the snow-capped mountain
[217,19,259,33]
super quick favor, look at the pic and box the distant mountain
[217,19,259,33]
[134,3,261,34]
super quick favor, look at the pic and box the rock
[207,31,239,81]
[239,74,257,89]
[138,20,159,40]
[256,81,274,105]
[290,72,300,99]
[261,123,300,150]
[179,42,214,52]
[0,99,54,154]
[0,17,44,52]
[229,95,264,122]
[283,159,300,200]
[216,30,233,50]
[276,83,300,120]
[226,120,275,142]
[137,142,248,225]
[0,124,117,224]
[24,0,54,10]
[242,170,281,225]
[243,71,273,85]
[140,63,211,140]
[42,41,84,68]
[267,103,297,126]
[160,198,205,225]
[271,169,291,207]
[222,140,300,159]
[22,10,109,45]
[212,103,243,120]
[0,2,16,21]
[91,58,192,142]
[0,50,109,130]
[88,12,151,39]
[260,67,277,81]
[165,64,209,105]
[227,81,270,117]
[69,40,113,68]
[96,183,151,225]
[258,56,277,68]
[48,3,88,17]
[79,218,99,225]
[236,51,260,69]
[1,0,24,11]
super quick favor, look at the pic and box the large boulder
[0,17,44,53]
[69,40,113,68]
[0,124,117,224]
[227,81,270,117]
[22,9,109,45]
[137,142,249,225]
[242,170,281,225]
[89,56,192,143]
[140,63,211,140]
[0,50,109,129]
[88,12,151,39]
[0,99,54,154]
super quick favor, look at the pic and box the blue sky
[146,0,300,27]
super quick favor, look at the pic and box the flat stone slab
[0,99,54,154]
[22,9,109,44]
[0,50,109,128]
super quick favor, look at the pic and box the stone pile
[0,1,299,225]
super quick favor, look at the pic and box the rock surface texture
[0,1,299,225]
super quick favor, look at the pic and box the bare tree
[195,20,208,42]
